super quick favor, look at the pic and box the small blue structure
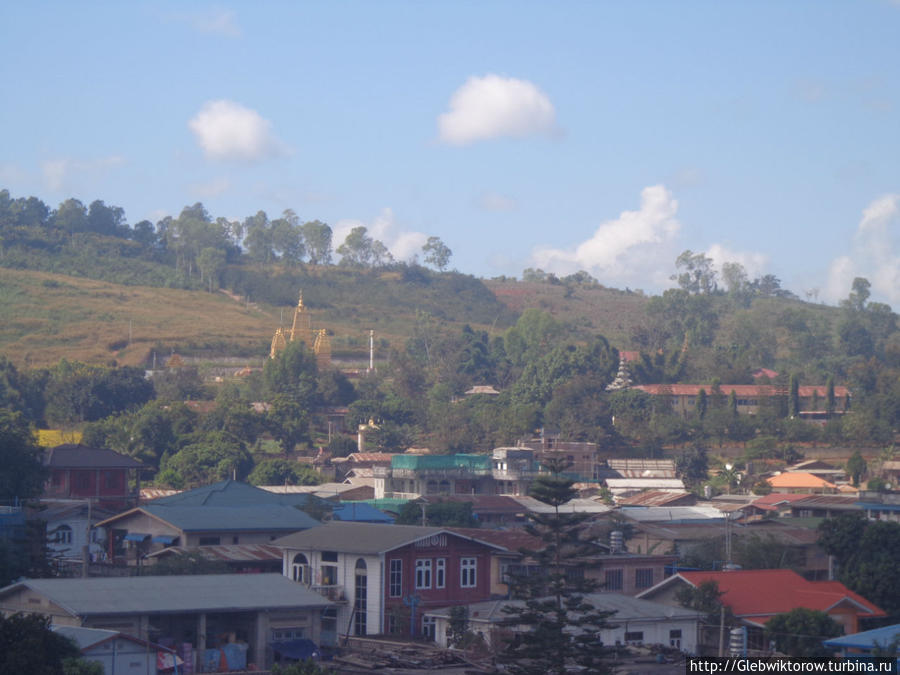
[824,623,900,658]
[330,503,394,523]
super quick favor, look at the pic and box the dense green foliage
[0,613,88,675]
[765,609,842,657]
[818,513,900,616]
[1,188,899,490]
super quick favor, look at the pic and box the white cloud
[705,243,768,279]
[192,8,241,37]
[438,74,557,145]
[824,194,900,305]
[477,191,517,212]
[531,185,681,288]
[334,208,429,263]
[189,100,284,162]
[40,155,124,191]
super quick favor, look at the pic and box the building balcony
[311,585,348,602]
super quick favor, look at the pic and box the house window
[77,473,91,489]
[55,525,73,545]
[103,471,119,489]
[669,629,682,649]
[605,569,623,591]
[435,558,446,589]
[415,559,432,589]
[291,553,308,583]
[389,559,402,597]
[460,557,477,588]
[322,551,338,562]
[422,616,436,641]
[321,565,338,586]
[354,558,367,636]
[272,628,305,640]
[625,631,644,644]
[635,568,654,589]
[198,536,220,545]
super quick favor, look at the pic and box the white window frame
[389,559,402,597]
[435,558,446,589]
[415,559,432,589]
[460,557,477,588]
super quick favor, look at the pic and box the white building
[425,592,704,654]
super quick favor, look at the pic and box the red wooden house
[43,444,145,510]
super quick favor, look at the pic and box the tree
[675,444,709,489]
[271,209,305,265]
[672,249,717,295]
[846,451,867,487]
[301,220,332,265]
[336,226,375,267]
[248,459,322,486]
[197,247,226,292]
[266,394,310,452]
[158,431,253,488]
[765,609,842,657]
[818,514,900,615]
[0,613,84,675]
[0,409,47,501]
[263,340,320,408]
[498,458,614,675]
[422,236,452,271]
[396,501,477,527]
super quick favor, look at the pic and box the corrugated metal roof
[391,453,491,471]
[274,521,507,554]
[97,504,319,532]
[426,592,704,622]
[617,491,696,507]
[146,543,282,563]
[43,445,145,469]
[5,574,331,616]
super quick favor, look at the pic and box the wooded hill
[1,187,898,454]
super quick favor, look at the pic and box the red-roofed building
[637,569,885,653]
[766,472,838,494]
[43,444,145,510]
[633,384,850,419]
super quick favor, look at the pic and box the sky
[1,1,899,307]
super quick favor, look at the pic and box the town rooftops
[148,479,330,509]
[426,592,703,623]
[638,569,884,626]
[619,505,725,523]
[823,623,900,652]
[95,503,320,533]
[766,472,837,490]
[145,543,282,563]
[43,444,145,469]
[633,384,850,398]
[616,491,697,507]
[0,573,331,616]
[273,521,507,554]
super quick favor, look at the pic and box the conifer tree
[498,458,613,675]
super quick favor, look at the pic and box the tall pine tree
[498,458,614,675]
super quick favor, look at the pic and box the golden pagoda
[270,291,332,368]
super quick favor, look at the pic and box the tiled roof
[617,491,696,507]
[447,527,543,553]
[767,472,837,489]
[634,384,850,397]
[676,570,884,620]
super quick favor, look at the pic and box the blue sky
[2,1,899,306]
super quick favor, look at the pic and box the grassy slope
[1,264,849,372]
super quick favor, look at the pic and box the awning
[271,639,320,660]
[152,535,177,544]
[123,532,150,542]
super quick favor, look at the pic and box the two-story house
[274,522,506,640]
[43,444,145,510]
